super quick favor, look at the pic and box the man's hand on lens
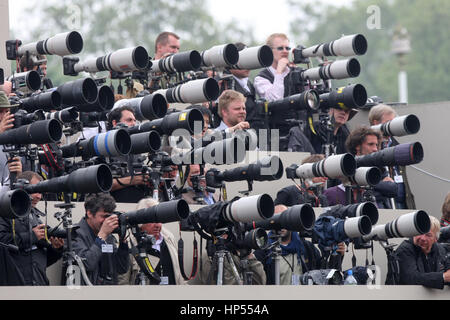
[0,111,14,133]
[32,224,46,241]
[98,214,119,240]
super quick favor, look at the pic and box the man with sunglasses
[254,34,301,151]
[254,33,293,102]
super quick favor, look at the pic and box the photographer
[323,126,398,208]
[182,164,218,205]
[18,54,52,90]
[118,198,185,285]
[72,193,129,285]
[275,154,329,207]
[303,107,357,156]
[396,216,450,289]
[107,105,150,203]
[0,91,23,193]
[0,171,64,285]
[441,192,450,227]
[254,205,344,285]
[154,31,180,60]
[369,103,416,209]
[215,90,250,133]
[223,42,263,132]
[254,33,292,102]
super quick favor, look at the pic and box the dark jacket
[0,208,63,286]
[396,239,448,289]
[304,121,350,155]
[72,217,129,285]
[275,185,328,208]
[254,234,322,285]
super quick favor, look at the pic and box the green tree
[287,0,450,104]
[10,0,257,86]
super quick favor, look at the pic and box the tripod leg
[225,252,243,285]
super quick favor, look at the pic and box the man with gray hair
[396,216,450,289]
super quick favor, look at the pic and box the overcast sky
[9,0,349,43]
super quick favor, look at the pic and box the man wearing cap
[0,91,23,192]
[304,107,358,156]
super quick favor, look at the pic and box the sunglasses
[274,46,291,51]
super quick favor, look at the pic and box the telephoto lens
[298,34,368,59]
[266,90,320,114]
[156,78,220,104]
[17,31,83,57]
[150,50,202,73]
[60,129,131,159]
[118,200,190,226]
[252,204,316,234]
[205,155,283,188]
[174,136,246,165]
[57,78,99,107]
[128,108,204,136]
[75,85,115,112]
[0,119,63,145]
[24,164,113,194]
[0,189,31,219]
[236,229,269,251]
[113,93,168,121]
[286,153,356,180]
[301,58,361,81]
[230,45,274,70]
[8,71,42,93]
[12,109,45,128]
[371,114,420,137]
[71,46,149,74]
[344,167,382,187]
[319,84,368,110]
[342,216,373,239]
[21,91,62,113]
[363,210,431,241]
[129,131,162,154]
[201,43,239,68]
[355,142,424,168]
[322,202,379,225]
[222,194,275,224]
[46,107,79,123]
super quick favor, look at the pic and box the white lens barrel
[18,31,83,57]
[157,78,219,104]
[387,210,431,238]
[348,167,382,187]
[302,59,360,81]
[8,71,42,92]
[224,194,274,223]
[202,44,239,68]
[231,45,274,70]
[300,34,367,58]
[295,163,315,179]
[343,216,372,238]
[372,114,420,137]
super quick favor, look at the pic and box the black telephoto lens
[0,119,62,145]
[0,189,31,219]
[119,200,190,226]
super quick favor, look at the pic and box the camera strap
[177,231,198,281]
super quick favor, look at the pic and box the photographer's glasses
[274,46,291,51]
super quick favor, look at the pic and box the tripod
[207,233,243,285]
[55,198,93,286]
[265,233,283,285]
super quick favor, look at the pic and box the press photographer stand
[264,233,283,285]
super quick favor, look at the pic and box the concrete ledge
[0,285,448,300]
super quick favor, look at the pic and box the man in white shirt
[254,33,293,102]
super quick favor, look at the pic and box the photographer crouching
[396,216,450,289]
